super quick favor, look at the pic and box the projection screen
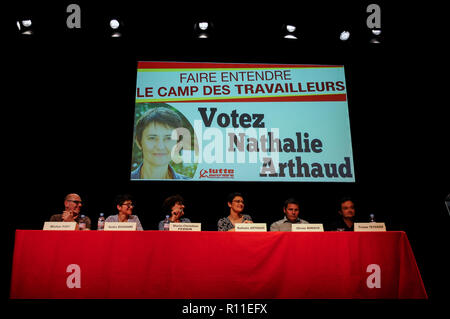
[131,61,354,182]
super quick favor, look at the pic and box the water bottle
[97,213,105,231]
[79,214,87,230]
[163,215,170,231]
[369,213,376,223]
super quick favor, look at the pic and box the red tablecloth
[9,230,427,299]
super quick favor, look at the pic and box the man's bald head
[64,193,83,216]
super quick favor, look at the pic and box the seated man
[158,195,191,230]
[327,197,356,231]
[49,193,91,230]
[270,198,309,231]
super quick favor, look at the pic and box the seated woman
[217,192,253,231]
[105,194,144,231]
[158,195,191,230]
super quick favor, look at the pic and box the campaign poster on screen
[131,61,355,182]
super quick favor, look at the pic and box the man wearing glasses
[50,193,92,230]
[105,194,144,231]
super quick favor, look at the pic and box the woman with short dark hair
[105,194,144,230]
[158,195,191,230]
[217,192,253,231]
[131,105,189,180]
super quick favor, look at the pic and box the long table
[9,230,427,299]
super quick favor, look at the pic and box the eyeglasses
[67,200,82,205]
[232,200,244,204]
[122,203,134,208]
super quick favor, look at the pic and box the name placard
[292,224,324,232]
[235,223,267,232]
[104,222,137,231]
[169,223,201,231]
[354,222,386,232]
[43,222,77,231]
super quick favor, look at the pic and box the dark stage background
[5,2,449,316]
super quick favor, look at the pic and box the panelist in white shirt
[270,198,309,231]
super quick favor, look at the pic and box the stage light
[369,28,382,43]
[109,18,122,37]
[282,24,298,40]
[199,22,209,31]
[194,21,213,39]
[16,19,33,35]
[372,29,381,36]
[110,19,120,29]
[339,30,351,41]
[286,25,296,33]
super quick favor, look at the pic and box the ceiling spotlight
[339,30,351,41]
[286,25,296,33]
[282,24,298,40]
[110,19,120,29]
[194,21,213,39]
[109,18,122,37]
[16,19,33,35]
[369,28,382,43]
[372,29,381,36]
[284,34,297,39]
[198,22,209,31]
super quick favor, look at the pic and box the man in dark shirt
[327,197,356,231]
[49,193,91,230]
